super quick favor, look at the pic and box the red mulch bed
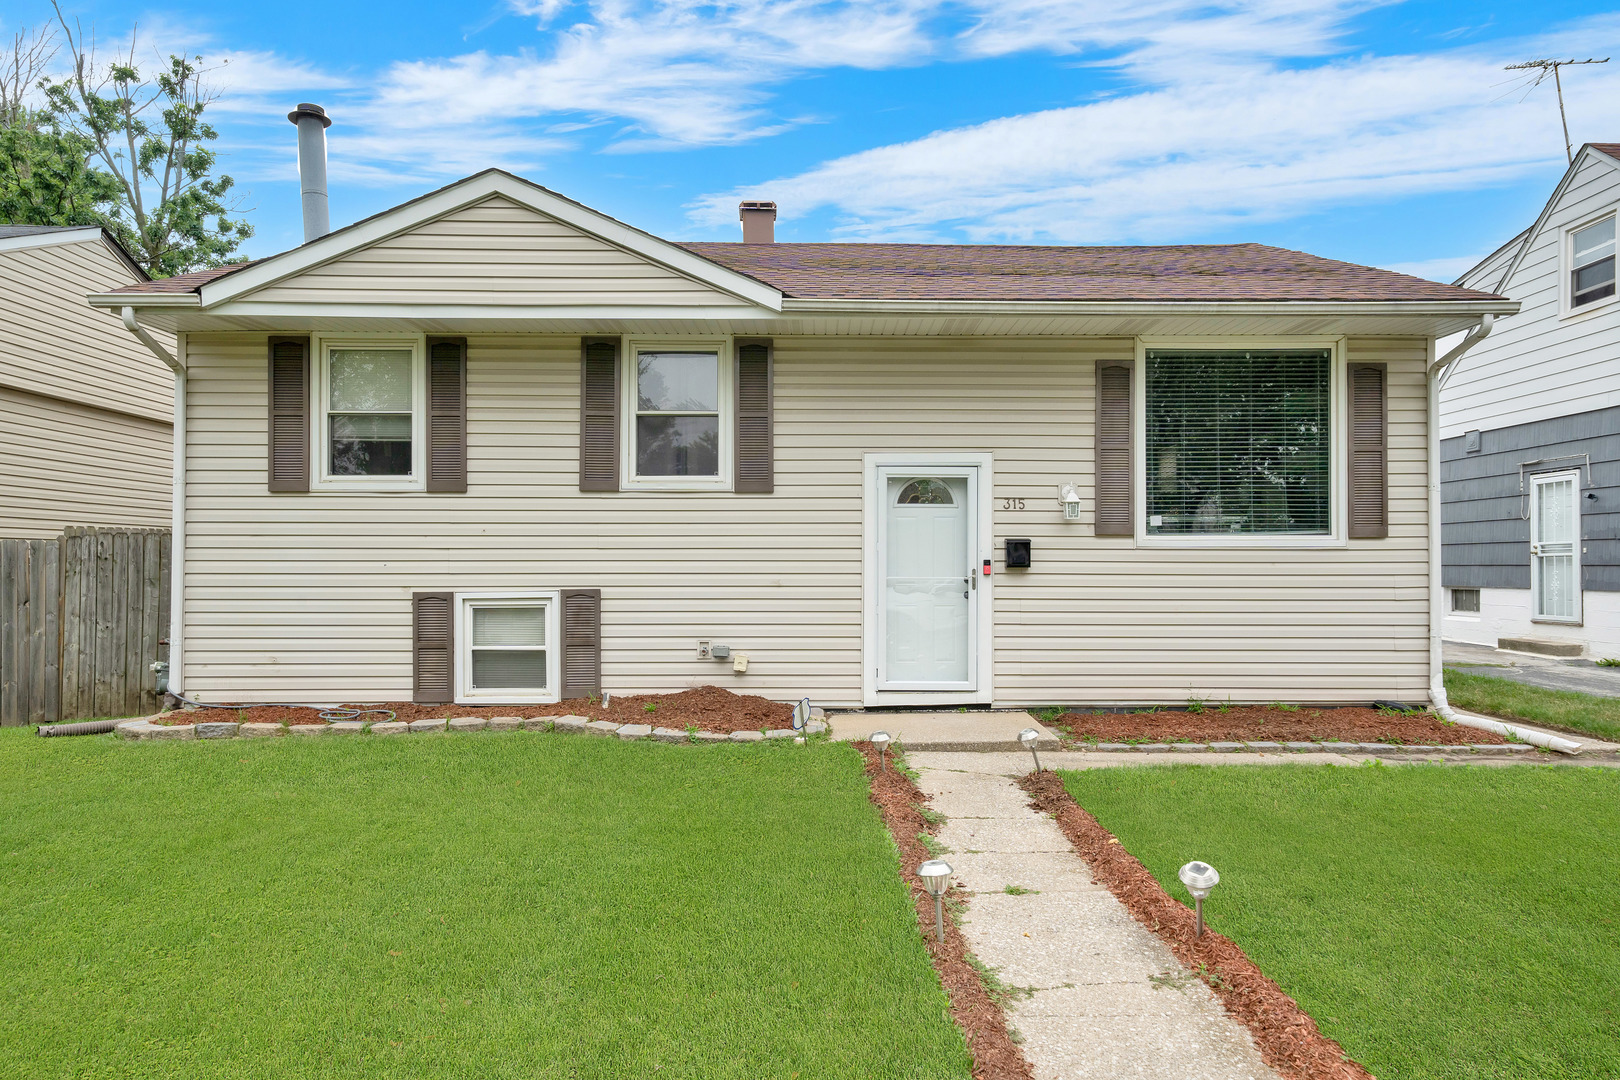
[167,685,793,732]
[1057,704,1505,745]
[1019,771,1371,1080]
[858,741,1033,1080]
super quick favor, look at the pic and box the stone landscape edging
[114,711,828,743]
[1063,740,1596,758]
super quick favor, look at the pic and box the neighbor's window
[1451,588,1481,614]
[327,347,414,477]
[458,594,559,704]
[1145,350,1332,536]
[634,350,721,478]
[1572,215,1616,308]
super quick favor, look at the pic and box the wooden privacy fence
[0,527,170,726]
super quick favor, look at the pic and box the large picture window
[1145,350,1332,536]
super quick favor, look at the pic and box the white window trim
[619,336,734,491]
[310,333,428,491]
[1133,336,1348,549]
[1449,587,1482,619]
[455,590,562,705]
[1529,469,1583,626]
[1560,208,1618,320]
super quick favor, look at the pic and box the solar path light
[1178,861,1220,938]
[1018,727,1042,772]
[918,859,953,943]
[871,730,892,772]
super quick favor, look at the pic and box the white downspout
[122,307,185,699]
[1427,316,1580,754]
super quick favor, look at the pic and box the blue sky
[16,0,1620,280]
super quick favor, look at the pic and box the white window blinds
[1145,350,1332,535]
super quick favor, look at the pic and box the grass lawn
[1059,763,1620,1080]
[0,729,970,1079]
[1445,666,1620,741]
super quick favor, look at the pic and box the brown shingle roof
[108,261,258,294]
[107,241,1501,304]
[1591,143,1620,163]
[678,242,1502,303]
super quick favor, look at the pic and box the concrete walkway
[1446,640,1620,699]
[912,752,1279,1079]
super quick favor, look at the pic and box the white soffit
[194,169,784,312]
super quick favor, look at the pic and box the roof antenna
[1503,58,1609,164]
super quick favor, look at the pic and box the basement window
[456,592,560,704]
[1451,588,1481,614]
[1571,215,1616,309]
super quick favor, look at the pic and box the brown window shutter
[560,589,602,699]
[1348,363,1389,539]
[267,336,310,491]
[426,337,468,493]
[734,338,773,494]
[579,337,619,491]
[1094,360,1133,536]
[412,591,454,704]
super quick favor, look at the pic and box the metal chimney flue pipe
[287,103,332,244]
[739,200,776,244]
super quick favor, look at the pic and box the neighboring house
[1439,143,1620,659]
[0,225,173,538]
[95,168,1513,711]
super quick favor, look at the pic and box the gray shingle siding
[1442,404,1620,591]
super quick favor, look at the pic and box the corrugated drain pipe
[38,720,122,737]
[1427,316,1581,755]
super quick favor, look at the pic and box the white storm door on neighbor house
[1531,470,1581,622]
[877,466,978,691]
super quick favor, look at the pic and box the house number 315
[1001,498,1026,510]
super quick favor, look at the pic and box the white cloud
[689,14,1620,242]
[1380,253,1488,283]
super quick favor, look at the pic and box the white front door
[876,466,979,691]
[1531,470,1581,622]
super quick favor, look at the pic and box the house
[1439,143,1620,660]
[91,116,1515,711]
[1,225,174,538]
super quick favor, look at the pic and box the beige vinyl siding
[248,196,759,309]
[0,385,171,537]
[1441,153,1620,437]
[181,332,1430,706]
[0,239,172,418]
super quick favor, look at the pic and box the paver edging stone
[108,709,823,747]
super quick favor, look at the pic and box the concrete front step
[827,711,1061,752]
[1499,636,1584,658]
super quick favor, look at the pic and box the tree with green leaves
[0,21,120,229]
[40,4,252,277]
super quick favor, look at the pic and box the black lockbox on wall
[1005,538,1032,569]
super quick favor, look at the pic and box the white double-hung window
[623,340,732,489]
[1571,214,1616,310]
[456,592,560,704]
[314,337,426,488]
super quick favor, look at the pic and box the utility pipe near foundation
[1426,317,1581,754]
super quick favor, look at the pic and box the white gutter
[1426,316,1580,754]
[121,308,186,697]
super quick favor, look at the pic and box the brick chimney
[739,201,776,244]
